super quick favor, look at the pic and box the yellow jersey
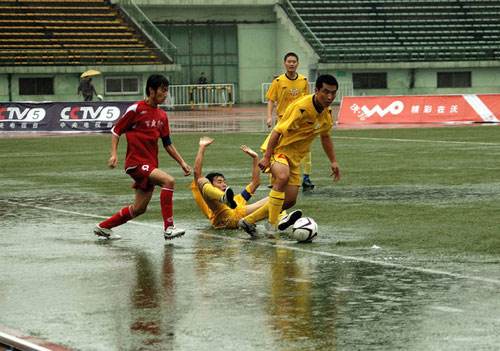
[191,181,248,229]
[266,73,309,119]
[267,94,333,164]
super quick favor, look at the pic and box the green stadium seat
[287,0,500,62]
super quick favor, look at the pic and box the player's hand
[240,145,258,158]
[258,156,271,172]
[330,161,340,182]
[108,155,118,169]
[181,162,192,176]
[266,117,272,128]
[199,136,214,147]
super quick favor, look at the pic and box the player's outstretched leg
[278,209,303,231]
[93,205,133,240]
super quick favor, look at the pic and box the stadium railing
[161,83,235,109]
[118,0,177,63]
[279,0,325,57]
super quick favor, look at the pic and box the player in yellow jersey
[192,136,297,232]
[266,52,315,192]
[239,74,341,237]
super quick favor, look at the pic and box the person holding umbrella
[78,69,102,101]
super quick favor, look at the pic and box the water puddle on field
[1,218,500,351]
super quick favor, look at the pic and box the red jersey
[111,100,170,169]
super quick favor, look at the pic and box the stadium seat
[286,0,500,62]
[0,0,169,66]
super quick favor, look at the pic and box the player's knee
[275,172,289,182]
[273,175,289,189]
[161,177,175,188]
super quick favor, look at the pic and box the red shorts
[125,164,156,192]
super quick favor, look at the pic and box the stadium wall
[319,62,500,97]
[0,66,180,103]
[137,0,317,103]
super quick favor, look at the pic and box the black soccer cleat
[278,209,303,231]
[302,178,315,192]
[222,187,237,209]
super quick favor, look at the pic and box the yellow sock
[202,183,224,201]
[278,210,287,221]
[244,202,269,224]
[268,189,285,226]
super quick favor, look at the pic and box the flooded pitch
[1,199,499,351]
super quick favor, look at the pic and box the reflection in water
[267,247,337,351]
[129,246,176,350]
[193,230,241,281]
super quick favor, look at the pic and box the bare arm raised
[194,136,215,189]
[240,144,260,193]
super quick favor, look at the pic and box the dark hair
[284,52,299,61]
[145,74,169,96]
[315,74,338,90]
[206,172,225,183]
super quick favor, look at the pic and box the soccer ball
[291,217,318,243]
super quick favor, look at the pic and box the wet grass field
[1,126,500,350]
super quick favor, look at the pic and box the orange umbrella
[80,69,101,79]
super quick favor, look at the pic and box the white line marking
[3,199,500,285]
[335,136,500,146]
[0,151,94,158]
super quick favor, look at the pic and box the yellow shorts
[270,153,301,186]
[211,204,247,229]
[191,181,248,229]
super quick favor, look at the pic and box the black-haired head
[146,74,169,97]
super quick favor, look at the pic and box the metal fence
[119,0,177,62]
[162,84,235,109]
[261,81,354,104]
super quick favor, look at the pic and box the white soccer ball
[291,217,318,243]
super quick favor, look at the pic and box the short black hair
[284,52,299,61]
[206,172,225,183]
[315,74,338,90]
[145,74,169,96]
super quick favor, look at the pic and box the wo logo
[350,101,404,120]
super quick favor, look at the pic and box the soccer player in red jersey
[94,74,191,240]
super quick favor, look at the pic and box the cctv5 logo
[350,101,404,120]
[0,107,46,121]
[60,106,121,121]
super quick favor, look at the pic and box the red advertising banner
[338,94,500,125]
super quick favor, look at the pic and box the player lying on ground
[191,136,301,234]
[94,74,191,241]
[238,74,341,238]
